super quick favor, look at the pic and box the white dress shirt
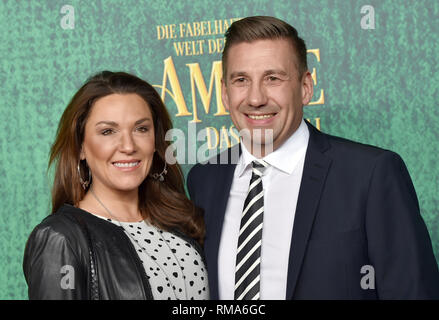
[218,119,310,299]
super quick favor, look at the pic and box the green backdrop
[0,0,438,299]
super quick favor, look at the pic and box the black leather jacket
[23,204,205,300]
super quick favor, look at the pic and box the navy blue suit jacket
[187,120,439,299]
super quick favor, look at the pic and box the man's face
[222,39,313,155]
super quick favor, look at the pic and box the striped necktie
[234,159,268,300]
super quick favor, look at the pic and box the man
[187,16,439,299]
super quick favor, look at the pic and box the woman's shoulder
[28,204,85,243]
[35,204,82,227]
[23,204,91,272]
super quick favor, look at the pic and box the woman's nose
[119,132,136,154]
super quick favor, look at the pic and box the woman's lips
[112,160,141,171]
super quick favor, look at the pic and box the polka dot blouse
[94,214,209,300]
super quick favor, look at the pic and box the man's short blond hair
[222,16,308,80]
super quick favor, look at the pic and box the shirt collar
[237,119,310,177]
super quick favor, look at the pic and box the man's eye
[267,76,280,81]
[233,77,247,85]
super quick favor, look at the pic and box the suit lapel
[205,145,240,300]
[285,121,332,299]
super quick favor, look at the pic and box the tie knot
[252,160,269,176]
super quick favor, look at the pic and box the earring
[150,162,167,182]
[77,161,91,190]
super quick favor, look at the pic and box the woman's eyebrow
[135,117,152,125]
[95,120,118,127]
[95,117,152,127]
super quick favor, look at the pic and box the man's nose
[247,82,268,108]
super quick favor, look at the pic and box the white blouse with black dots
[94,214,209,300]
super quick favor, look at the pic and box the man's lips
[245,113,277,124]
[246,113,276,120]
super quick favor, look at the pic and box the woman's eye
[101,129,114,136]
[136,126,149,133]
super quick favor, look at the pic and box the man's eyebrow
[263,69,288,77]
[229,71,248,79]
[229,70,288,79]
[95,118,152,127]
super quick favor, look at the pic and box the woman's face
[81,93,155,195]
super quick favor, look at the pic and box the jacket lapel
[285,121,332,299]
[205,145,240,300]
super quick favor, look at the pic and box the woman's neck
[78,184,143,222]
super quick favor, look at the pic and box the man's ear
[301,71,314,106]
[221,78,230,111]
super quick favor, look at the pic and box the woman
[23,71,209,300]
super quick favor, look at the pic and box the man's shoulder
[304,121,399,163]
[321,130,396,161]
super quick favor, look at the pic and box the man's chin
[240,127,274,143]
[241,137,274,158]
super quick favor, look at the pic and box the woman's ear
[80,147,86,160]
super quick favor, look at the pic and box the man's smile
[246,113,277,120]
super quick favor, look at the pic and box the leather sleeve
[23,223,87,299]
[365,151,439,299]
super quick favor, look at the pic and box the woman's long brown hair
[49,71,204,245]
